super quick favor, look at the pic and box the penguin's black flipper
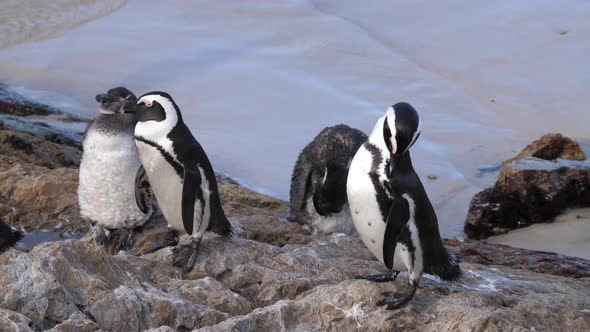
[181,164,204,236]
[134,165,153,214]
[0,219,23,253]
[383,192,410,270]
[288,158,313,223]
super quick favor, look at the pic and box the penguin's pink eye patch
[139,99,153,107]
[390,137,397,155]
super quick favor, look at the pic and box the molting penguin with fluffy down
[289,124,367,235]
[78,87,155,252]
[347,102,462,310]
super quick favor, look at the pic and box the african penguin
[347,102,461,310]
[0,219,23,253]
[123,91,232,273]
[78,87,155,252]
[289,124,367,235]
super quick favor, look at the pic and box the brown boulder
[0,130,81,168]
[504,133,586,164]
[0,155,85,234]
[465,135,590,239]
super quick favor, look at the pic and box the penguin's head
[311,163,348,215]
[95,87,136,114]
[382,102,421,160]
[123,91,182,124]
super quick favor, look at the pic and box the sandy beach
[0,0,588,255]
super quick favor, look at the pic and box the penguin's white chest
[78,131,147,229]
[135,139,210,237]
[347,145,411,272]
[347,146,388,262]
[304,197,355,235]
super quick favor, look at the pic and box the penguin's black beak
[122,102,143,114]
[95,93,113,104]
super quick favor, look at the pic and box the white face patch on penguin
[99,108,115,115]
[134,94,179,141]
[407,119,421,153]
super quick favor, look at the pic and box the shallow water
[0,0,589,245]
[17,231,84,252]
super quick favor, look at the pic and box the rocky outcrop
[465,134,590,239]
[0,155,83,234]
[446,239,590,278]
[1,95,589,331]
[504,133,586,164]
[0,130,81,168]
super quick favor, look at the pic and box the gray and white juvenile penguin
[347,102,461,309]
[0,219,23,253]
[289,124,367,234]
[123,91,232,273]
[78,87,155,251]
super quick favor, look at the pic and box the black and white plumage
[289,124,367,234]
[78,87,155,252]
[0,219,23,253]
[123,91,232,273]
[347,102,461,310]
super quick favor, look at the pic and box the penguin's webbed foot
[376,281,418,310]
[145,229,179,254]
[109,228,135,251]
[172,239,201,274]
[93,226,109,246]
[355,270,399,283]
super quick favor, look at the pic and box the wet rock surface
[466,133,590,239]
[0,84,87,123]
[1,97,589,331]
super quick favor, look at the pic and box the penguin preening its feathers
[124,91,231,272]
[0,219,23,254]
[289,124,367,234]
[348,102,461,310]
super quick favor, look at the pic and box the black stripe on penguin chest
[134,136,184,177]
[364,143,393,222]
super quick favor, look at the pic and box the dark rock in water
[0,114,83,149]
[465,134,590,239]
[0,84,87,123]
[504,133,586,164]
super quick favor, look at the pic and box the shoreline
[1,83,588,260]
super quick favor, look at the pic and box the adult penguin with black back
[123,91,232,273]
[347,102,461,309]
[289,124,367,234]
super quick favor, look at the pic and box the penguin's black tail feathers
[208,215,233,238]
[430,250,462,283]
[0,221,23,253]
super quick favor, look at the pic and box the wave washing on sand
[0,0,126,50]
